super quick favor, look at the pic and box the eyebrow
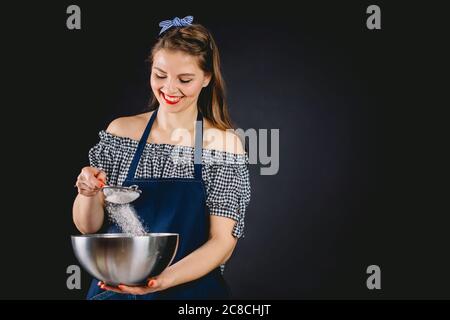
[153,67,195,77]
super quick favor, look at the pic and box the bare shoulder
[203,119,245,155]
[106,111,154,140]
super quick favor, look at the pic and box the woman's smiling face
[151,49,211,113]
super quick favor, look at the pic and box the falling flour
[106,203,147,236]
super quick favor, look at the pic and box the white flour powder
[106,203,147,236]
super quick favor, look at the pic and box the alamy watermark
[366,5,381,30]
[167,125,280,176]
[66,5,81,30]
[366,265,381,290]
[66,264,81,290]
[67,5,382,32]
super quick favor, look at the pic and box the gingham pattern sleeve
[203,157,251,238]
[88,130,251,238]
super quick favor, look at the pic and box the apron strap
[125,107,204,181]
[126,108,158,181]
[194,110,203,180]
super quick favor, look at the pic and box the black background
[1,1,449,299]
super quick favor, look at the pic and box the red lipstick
[160,91,183,105]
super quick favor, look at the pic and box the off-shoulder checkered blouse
[88,130,251,239]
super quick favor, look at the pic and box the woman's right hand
[75,166,107,197]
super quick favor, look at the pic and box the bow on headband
[158,16,194,35]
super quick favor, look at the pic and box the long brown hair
[147,24,234,130]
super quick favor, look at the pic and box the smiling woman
[72,16,251,300]
[151,50,207,107]
[147,22,232,130]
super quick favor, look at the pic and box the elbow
[221,252,233,265]
[73,216,99,234]
[72,206,102,234]
[214,235,238,265]
[72,195,104,234]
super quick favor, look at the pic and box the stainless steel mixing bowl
[71,233,179,286]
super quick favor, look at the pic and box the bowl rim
[71,233,179,238]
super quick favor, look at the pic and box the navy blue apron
[87,107,230,300]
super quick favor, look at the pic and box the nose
[163,78,180,95]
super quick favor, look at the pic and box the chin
[159,102,184,113]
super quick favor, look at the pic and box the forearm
[72,193,105,234]
[164,236,237,288]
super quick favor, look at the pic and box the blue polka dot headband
[158,16,194,35]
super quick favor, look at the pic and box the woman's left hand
[98,272,174,295]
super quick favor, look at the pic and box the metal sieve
[102,185,142,204]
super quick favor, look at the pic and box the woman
[72,16,251,300]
